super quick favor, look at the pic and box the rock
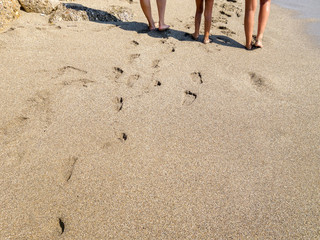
[49,3,119,23]
[109,6,133,22]
[0,0,21,30]
[19,0,60,14]
[49,3,89,23]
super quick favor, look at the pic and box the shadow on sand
[63,3,244,49]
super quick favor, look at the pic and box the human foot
[255,39,263,48]
[158,24,170,31]
[148,24,156,31]
[245,44,252,50]
[203,37,212,44]
[191,33,199,40]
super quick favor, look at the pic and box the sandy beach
[1,0,319,239]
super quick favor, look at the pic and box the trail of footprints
[3,36,206,235]
[109,37,205,148]
[1,25,217,236]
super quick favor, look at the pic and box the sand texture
[1,0,320,239]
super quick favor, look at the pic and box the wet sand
[274,0,320,44]
[1,0,320,239]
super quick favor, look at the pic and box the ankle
[245,43,252,50]
[256,34,263,41]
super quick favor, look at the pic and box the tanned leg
[256,0,271,47]
[140,0,156,30]
[157,0,170,30]
[203,0,214,43]
[193,0,204,40]
[244,0,257,49]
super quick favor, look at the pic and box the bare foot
[158,24,170,31]
[255,39,263,48]
[191,33,199,40]
[203,38,211,44]
[245,44,252,50]
[149,25,156,31]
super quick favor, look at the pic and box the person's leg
[156,0,170,30]
[244,0,257,49]
[203,0,214,43]
[140,0,156,30]
[256,0,271,47]
[192,0,204,40]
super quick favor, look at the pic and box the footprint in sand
[213,16,228,24]
[0,116,29,141]
[27,90,51,117]
[249,72,273,92]
[152,59,160,68]
[60,156,78,182]
[127,74,140,87]
[114,97,124,112]
[221,2,242,17]
[118,132,128,142]
[61,78,95,88]
[218,26,227,30]
[160,38,176,51]
[182,90,197,106]
[220,10,232,17]
[216,36,231,45]
[154,80,162,87]
[1,91,52,142]
[113,67,124,80]
[131,40,139,46]
[185,24,192,30]
[4,27,16,33]
[219,26,235,36]
[57,66,88,76]
[129,53,140,63]
[191,72,203,84]
[58,218,65,234]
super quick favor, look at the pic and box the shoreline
[273,0,320,46]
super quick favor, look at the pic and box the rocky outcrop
[109,6,133,22]
[0,0,21,30]
[49,3,120,23]
[19,0,60,14]
[49,3,89,23]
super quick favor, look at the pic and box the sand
[1,0,319,239]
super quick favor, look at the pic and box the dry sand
[1,0,320,239]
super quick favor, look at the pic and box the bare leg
[140,0,156,30]
[157,0,170,30]
[203,0,214,43]
[244,0,257,49]
[193,0,204,40]
[256,0,271,47]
